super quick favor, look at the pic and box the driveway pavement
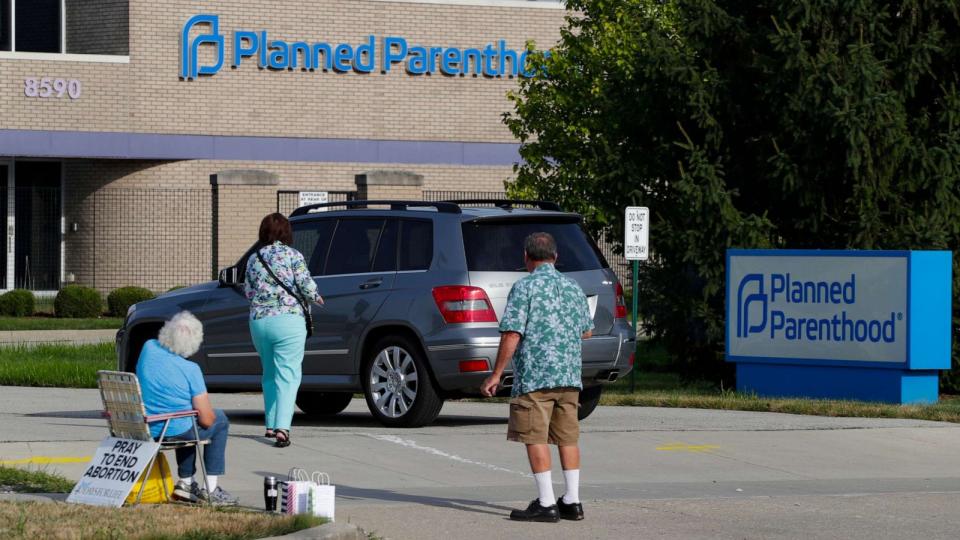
[2,386,959,539]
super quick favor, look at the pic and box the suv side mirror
[218,266,240,287]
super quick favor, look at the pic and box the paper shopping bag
[307,473,335,521]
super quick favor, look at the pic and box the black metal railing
[73,188,213,292]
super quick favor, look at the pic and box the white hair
[157,311,204,358]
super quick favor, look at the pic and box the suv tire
[362,335,444,427]
[578,385,603,421]
[296,391,354,416]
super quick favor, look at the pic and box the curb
[263,522,369,540]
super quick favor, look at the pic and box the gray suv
[117,200,636,427]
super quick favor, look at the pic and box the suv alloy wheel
[362,335,443,427]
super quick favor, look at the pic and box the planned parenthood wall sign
[725,250,951,404]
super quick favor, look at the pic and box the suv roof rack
[290,200,462,217]
[444,199,563,211]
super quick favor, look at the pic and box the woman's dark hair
[259,213,293,246]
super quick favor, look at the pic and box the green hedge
[0,289,35,317]
[54,286,103,318]
[107,286,155,317]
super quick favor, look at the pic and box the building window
[13,0,61,53]
[0,0,128,55]
[0,0,11,51]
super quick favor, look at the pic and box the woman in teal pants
[244,213,323,448]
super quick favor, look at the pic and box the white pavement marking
[367,434,532,478]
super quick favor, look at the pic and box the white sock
[205,475,218,493]
[180,475,195,486]
[534,471,556,507]
[562,469,580,504]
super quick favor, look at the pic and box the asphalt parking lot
[2,386,960,539]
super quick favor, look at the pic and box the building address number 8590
[24,78,82,100]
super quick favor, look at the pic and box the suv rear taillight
[615,282,627,319]
[432,286,498,323]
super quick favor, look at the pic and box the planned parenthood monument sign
[726,250,951,404]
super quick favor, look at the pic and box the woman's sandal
[264,429,276,439]
[274,429,291,448]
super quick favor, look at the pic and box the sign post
[624,207,649,392]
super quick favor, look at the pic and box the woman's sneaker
[200,486,240,506]
[172,480,201,503]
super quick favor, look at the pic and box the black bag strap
[255,248,309,313]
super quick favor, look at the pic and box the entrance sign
[298,191,328,208]
[624,207,649,261]
[726,250,952,404]
[67,437,160,507]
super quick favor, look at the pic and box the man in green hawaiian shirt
[481,232,593,523]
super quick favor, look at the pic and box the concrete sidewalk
[0,329,117,346]
[2,386,959,539]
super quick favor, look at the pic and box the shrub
[54,286,104,318]
[107,287,156,317]
[167,285,186,292]
[0,289,35,317]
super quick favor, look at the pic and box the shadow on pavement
[27,410,102,419]
[225,410,507,428]
[27,408,508,428]
[334,485,515,517]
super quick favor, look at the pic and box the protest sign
[67,437,160,507]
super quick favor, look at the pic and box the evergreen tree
[505,0,960,386]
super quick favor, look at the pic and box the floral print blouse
[244,241,321,321]
[499,263,594,397]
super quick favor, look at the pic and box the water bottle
[264,476,278,512]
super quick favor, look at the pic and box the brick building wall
[0,0,565,142]
[61,157,514,291]
[2,1,567,292]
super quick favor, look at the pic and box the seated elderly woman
[136,311,238,506]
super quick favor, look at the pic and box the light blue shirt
[136,339,207,438]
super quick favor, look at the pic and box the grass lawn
[602,371,960,423]
[0,467,327,539]
[0,466,74,493]
[0,502,326,540]
[0,343,115,388]
[0,317,123,331]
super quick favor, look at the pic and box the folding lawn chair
[96,370,209,505]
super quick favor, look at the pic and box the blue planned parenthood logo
[181,15,225,80]
[735,272,902,343]
[179,14,546,80]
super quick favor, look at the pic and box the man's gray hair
[524,232,558,262]
[157,311,204,358]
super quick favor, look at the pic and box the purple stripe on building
[0,129,522,166]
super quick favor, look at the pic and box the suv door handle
[359,278,383,290]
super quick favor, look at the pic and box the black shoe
[557,496,584,521]
[509,499,560,522]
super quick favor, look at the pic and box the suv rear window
[461,219,607,272]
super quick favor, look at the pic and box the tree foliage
[505,0,960,386]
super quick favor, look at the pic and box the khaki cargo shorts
[507,387,580,446]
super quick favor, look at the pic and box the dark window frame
[398,218,434,271]
[322,217,389,276]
